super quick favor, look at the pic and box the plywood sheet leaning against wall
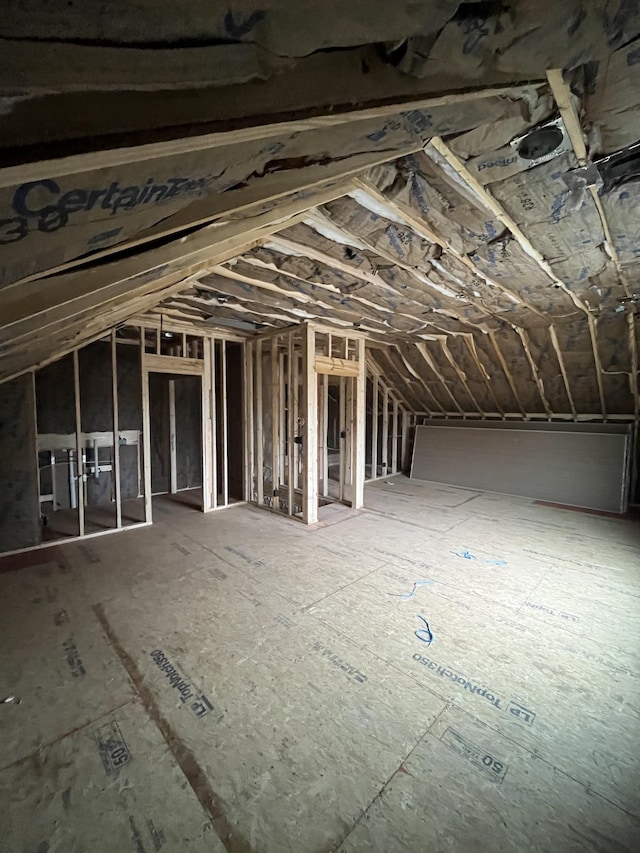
[410,421,631,513]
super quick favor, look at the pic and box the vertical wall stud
[293,350,300,493]
[168,380,177,495]
[271,338,280,510]
[221,339,229,507]
[111,331,122,528]
[339,375,346,502]
[392,398,399,474]
[73,349,85,536]
[287,333,295,516]
[210,338,218,509]
[303,324,318,524]
[381,386,389,477]
[353,337,366,509]
[371,374,379,480]
[256,339,264,507]
[201,337,213,511]
[279,348,286,488]
[244,341,255,502]
[140,331,153,524]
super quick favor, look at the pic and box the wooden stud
[318,333,329,499]
[371,374,379,479]
[303,324,318,524]
[140,330,153,524]
[210,338,218,509]
[338,370,346,503]
[243,341,255,502]
[279,348,287,487]
[72,349,85,536]
[221,339,229,507]
[293,350,300,493]
[30,370,42,528]
[545,70,588,162]
[353,337,366,508]
[168,380,177,494]
[287,333,295,515]
[346,366,355,501]
[381,385,389,477]
[270,338,280,509]
[201,338,213,511]
[255,339,264,507]
[628,312,639,425]
[341,337,351,503]
[321,371,329,497]
[391,398,399,474]
[111,331,122,528]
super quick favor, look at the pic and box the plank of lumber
[302,324,318,524]
[314,355,360,377]
[0,75,531,186]
[5,164,370,289]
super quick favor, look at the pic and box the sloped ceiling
[0,2,639,420]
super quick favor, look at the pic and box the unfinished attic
[0,2,639,851]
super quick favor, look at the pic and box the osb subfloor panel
[1,476,640,852]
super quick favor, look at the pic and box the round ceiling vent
[516,125,565,161]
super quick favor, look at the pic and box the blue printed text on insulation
[1,175,213,245]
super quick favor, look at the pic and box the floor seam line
[0,696,135,774]
[331,703,451,851]
[92,603,255,853]
[301,563,391,610]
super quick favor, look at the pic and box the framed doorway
[148,372,204,511]
[140,332,244,521]
[322,374,356,506]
